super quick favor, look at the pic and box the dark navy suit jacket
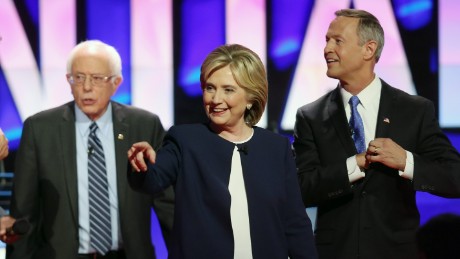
[130,123,317,259]
[294,80,460,259]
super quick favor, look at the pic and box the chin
[81,108,98,119]
[326,70,339,80]
[209,119,224,126]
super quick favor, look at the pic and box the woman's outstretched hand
[128,141,156,172]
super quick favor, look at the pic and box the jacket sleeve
[411,99,460,197]
[293,107,353,207]
[283,138,318,259]
[7,118,40,259]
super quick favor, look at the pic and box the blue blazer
[129,123,317,259]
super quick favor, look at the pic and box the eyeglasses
[67,73,115,86]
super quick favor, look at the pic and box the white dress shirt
[341,76,414,182]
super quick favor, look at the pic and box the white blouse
[229,129,254,258]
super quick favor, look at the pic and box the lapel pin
[383,118,390,124]
[117,134,124,140]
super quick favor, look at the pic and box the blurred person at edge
[416,213,460,259]
[0,128,18,244]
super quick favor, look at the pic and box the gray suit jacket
[8,101,174,259]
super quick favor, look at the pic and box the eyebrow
[205,82,237,88]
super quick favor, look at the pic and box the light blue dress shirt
[75,103,121,253]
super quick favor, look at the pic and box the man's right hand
[0,215,18,244]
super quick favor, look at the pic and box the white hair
[66,39,122,76]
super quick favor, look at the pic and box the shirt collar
[75,102,113,137]
[340,76,381,110]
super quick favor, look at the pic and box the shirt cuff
[347,155,365,182]
[399,151,414,180]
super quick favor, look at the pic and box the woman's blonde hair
[200,44,268,126]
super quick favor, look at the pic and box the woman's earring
[246,104,252,110]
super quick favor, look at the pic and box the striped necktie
[349,96,366,153]
[88,122,112,255]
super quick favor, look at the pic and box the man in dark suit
[294,9,460,259]
[7,40,174,259]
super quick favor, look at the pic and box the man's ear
[363,40,378,61]
[114,76,123,86]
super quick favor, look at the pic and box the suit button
[361,191,366,197]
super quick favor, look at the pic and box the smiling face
[202,65,250,133]
[324,16,368,84]
[67,49,122,121]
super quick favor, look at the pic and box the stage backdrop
[1,0,460,258]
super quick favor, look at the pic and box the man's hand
[366,138,407,171]
[0,215,17,244]
[356,152,370,170]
